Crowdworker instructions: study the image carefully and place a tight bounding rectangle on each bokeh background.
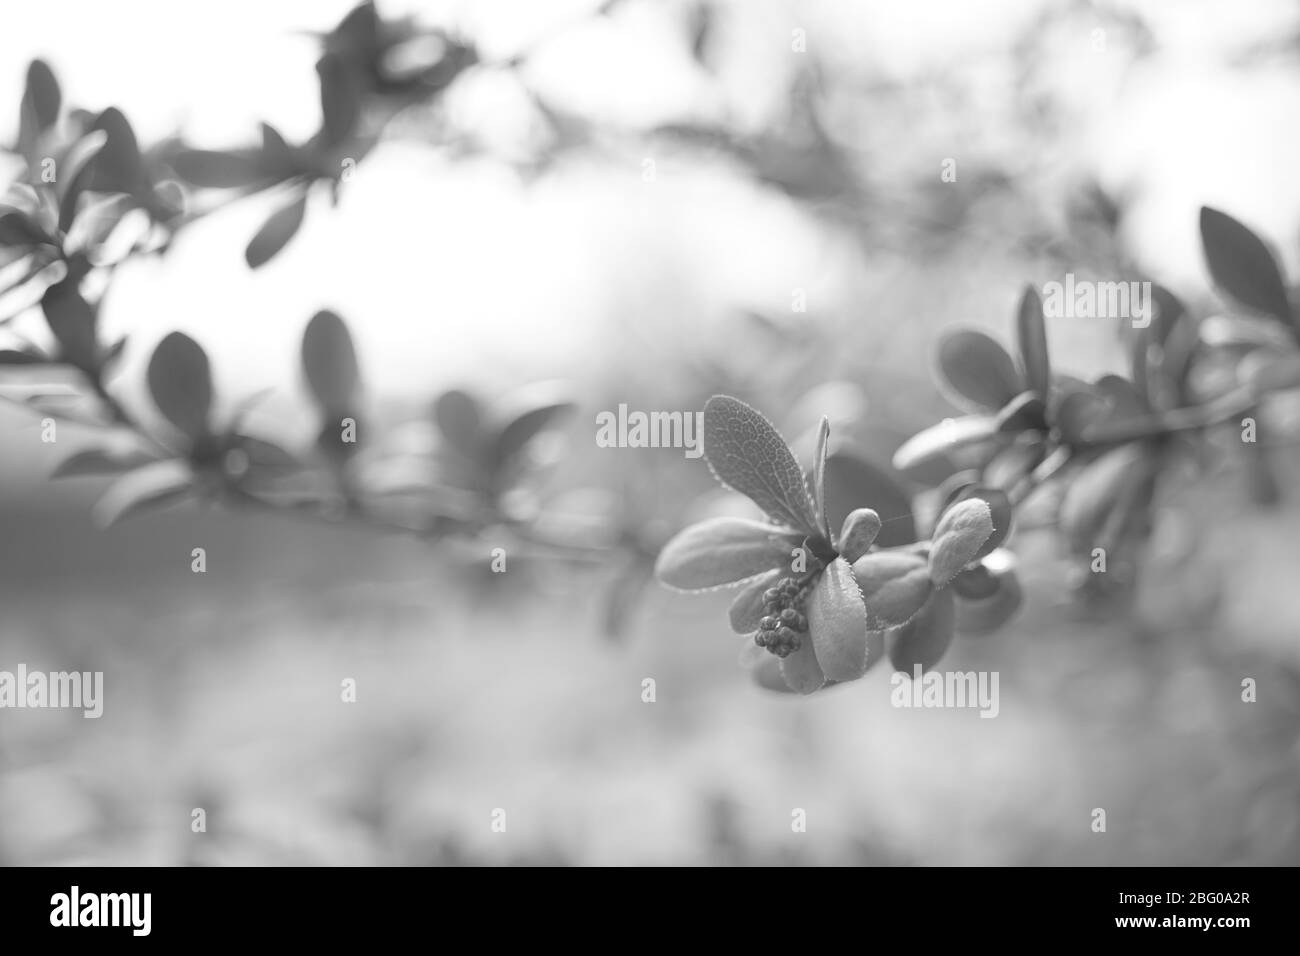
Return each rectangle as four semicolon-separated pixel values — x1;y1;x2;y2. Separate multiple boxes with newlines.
2;0;1300;865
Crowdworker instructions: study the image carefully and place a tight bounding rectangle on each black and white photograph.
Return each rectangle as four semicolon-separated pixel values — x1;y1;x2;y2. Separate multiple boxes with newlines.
0;0;1297;904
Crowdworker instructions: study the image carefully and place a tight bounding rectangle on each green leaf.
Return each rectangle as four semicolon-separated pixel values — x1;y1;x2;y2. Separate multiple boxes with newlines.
40;279;97;371
752;655;799;693
929;497;994;585
850;550;933;630
779;633;825;694
888;588;955;672
995;390;1047;433
260;123;301;178
701;395;820;536
434;389;484;454
936;328;1023;412
837;507;881;562
301;310;360;414
0;349;44;365
654;517;802;591
83;108;145;193
1240;350;1300;393
822;451;915;548
728;569;782;634
173;148;269;188
147;332;213;442
810;416;831;539
1015;284;1051;399
954;559;1022;635
951;563;999;600
1053;389;1108;445
807;556;874;681
55;130;108;229
245;192;307;268
0;209;52;247
52;446;157;479
1058;445;1151;551
490;385;575;469
941;483;1011;558
20;59;61;136
92;459;193;528
1200;207;1293;332
317;53;362;147
892;415;1000;475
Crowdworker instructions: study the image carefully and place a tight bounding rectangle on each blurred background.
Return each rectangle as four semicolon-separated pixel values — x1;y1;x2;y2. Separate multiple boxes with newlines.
2;0;1300;865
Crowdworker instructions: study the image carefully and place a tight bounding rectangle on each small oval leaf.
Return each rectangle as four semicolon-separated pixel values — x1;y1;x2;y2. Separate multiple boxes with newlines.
654;517;802;591
245;192;307;268
147;332;213;442
1200;207;1293;331
936;328;1023;412
301;309;360;414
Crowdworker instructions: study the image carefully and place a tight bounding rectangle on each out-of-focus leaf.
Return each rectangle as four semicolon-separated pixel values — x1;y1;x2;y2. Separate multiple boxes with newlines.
19;59;61;136
892;415;1000;475
245;192;307;268
1058;444;1151;550
729;569;781;634
1092;374;1146;420
59;110;142;232
888;588;954;672
260;122;300;177
822;451;915;547
936;328;1023;412
490;388;575;469
701;395;821;536
317;53;362;146
1200;207;1294;331
1053;389;1108;445
84;107;144;191
654;517;802;591
55;130;108;226
1240;350;1300;393
92;459;193;527
1198;315;1293;351
52;446;157;479
328;1;383;61
807;556;873;681
147;331;212;442
601;560;652;642
63;193;134;254
951;563;999;600
301;309;359;413
173;148;268;188
0;209;52;247
0;349;43;364
40;279;97;371
995;390;1047;433
434;389;483;455
954;559;1023;635
1015;284;1050;399
752;655;798;693
779;632;825;695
